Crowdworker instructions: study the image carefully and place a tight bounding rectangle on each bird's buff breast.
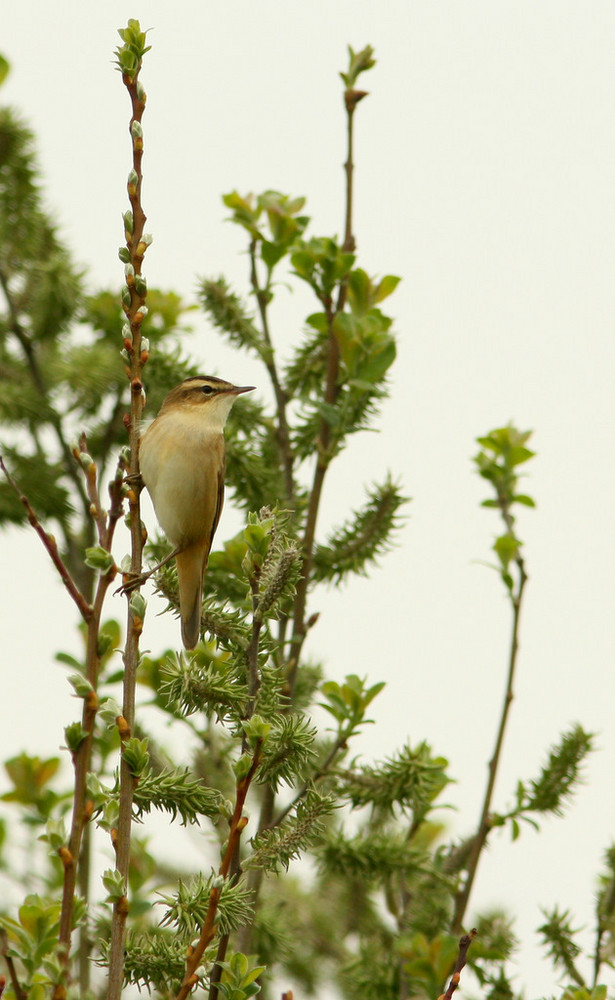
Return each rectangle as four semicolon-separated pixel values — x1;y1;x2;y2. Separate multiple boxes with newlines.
140;412;224;547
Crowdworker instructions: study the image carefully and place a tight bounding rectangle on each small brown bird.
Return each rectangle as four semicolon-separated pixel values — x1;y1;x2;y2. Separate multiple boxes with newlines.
140;375;254;650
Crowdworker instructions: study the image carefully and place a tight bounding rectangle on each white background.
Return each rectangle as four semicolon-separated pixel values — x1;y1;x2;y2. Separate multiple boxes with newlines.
1;3;615;996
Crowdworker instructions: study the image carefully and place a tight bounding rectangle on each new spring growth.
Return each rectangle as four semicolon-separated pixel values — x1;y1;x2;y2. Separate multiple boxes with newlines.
132;305;148;325
135;232;153;257
123;209;134;235
131;119;144;150
127;168;138;197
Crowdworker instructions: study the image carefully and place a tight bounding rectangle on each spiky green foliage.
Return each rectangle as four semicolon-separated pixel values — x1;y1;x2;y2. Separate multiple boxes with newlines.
160;650;250;720
246;790;336;873
319;830;429;882
111;929;187;994
337;741;450;818
198;277;266;359
159;874;254;938
131;765;225;826
256;714;317;791
538;907;586;986
523;725;593;816
312;477;408;583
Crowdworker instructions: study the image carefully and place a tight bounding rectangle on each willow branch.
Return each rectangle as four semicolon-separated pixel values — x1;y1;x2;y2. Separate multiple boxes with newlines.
287;90;359;693
53;449;124;998
438;929;477;1000
249;243;296;507
452;552;527;934
176;745;263;1000
0;929;25;1000
0;456;93;621
107;55;149;1000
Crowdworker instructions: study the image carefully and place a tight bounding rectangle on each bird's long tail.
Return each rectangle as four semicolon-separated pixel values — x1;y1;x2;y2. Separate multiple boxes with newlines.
175;543;208;650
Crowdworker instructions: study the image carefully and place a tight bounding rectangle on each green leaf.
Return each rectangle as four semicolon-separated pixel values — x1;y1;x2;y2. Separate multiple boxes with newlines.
0;55;10;88
374;273;401;303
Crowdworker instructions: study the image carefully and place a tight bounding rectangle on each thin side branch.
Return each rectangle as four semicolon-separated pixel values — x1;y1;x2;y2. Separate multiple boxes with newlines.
176;744;264;1000
249;242;296;507
452;555;528;934
438;929;477;1000
0;456;93;621
107;44;150;1000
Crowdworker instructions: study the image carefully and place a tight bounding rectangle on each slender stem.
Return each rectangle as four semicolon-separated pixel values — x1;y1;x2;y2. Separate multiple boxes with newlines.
106;63;149;1000
249;244;296;507
244;75;364;948
287;95;358;694
442;929;477;1000
0;456;93;621
176;745;263;1000
0;930;25;1000
54;453;124;997
451;555;528;934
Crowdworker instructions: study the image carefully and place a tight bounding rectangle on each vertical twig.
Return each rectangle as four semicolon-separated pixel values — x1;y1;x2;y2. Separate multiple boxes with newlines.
55;449;124;998
438;929;477;1000
107;26;151;999
249;243;296;508
176;744;264;1000
452;550;528;935
287;82;363;696
0;452;122;998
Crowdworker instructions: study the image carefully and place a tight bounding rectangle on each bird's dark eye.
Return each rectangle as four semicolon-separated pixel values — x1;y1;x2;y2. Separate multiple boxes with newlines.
201;385;215;395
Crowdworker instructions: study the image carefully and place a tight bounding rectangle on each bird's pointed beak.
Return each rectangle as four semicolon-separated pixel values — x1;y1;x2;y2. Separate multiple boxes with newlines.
231;385;256;395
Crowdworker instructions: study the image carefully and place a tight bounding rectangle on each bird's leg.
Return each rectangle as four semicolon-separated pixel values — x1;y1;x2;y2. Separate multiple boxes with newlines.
116;545;181;595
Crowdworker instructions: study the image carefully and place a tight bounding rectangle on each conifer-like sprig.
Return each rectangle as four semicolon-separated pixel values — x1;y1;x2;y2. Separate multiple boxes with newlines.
131;765;224;825
502;725;594;832
523;725;593;816
319;830;430;881
115;930;188;994
337;741;450;819
312;478;408;584
198;276;268;360
160;650;249;721
537;907;585;986
245;790;335;873
256;714;318;791
254;538;301;623
158;874;254;939
253;660;288;718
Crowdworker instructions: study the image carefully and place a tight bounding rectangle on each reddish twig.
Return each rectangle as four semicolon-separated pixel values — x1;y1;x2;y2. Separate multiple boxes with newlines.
0;930;25;1000
438;929;477;1000
0;456;93;622
175;744;263;1000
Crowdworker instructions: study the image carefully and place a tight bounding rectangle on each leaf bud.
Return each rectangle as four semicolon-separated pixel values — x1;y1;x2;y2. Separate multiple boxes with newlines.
129;591;147;621
68;673;94;699
123;210;134;235
64;722;88;754
102;868;126;903
118;246;131;263
130;120;143;139
84;546;116;574
232;754;253;781
127;167;138;190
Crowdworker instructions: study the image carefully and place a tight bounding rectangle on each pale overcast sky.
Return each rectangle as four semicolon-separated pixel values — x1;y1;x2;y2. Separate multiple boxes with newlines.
1;3;615;996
